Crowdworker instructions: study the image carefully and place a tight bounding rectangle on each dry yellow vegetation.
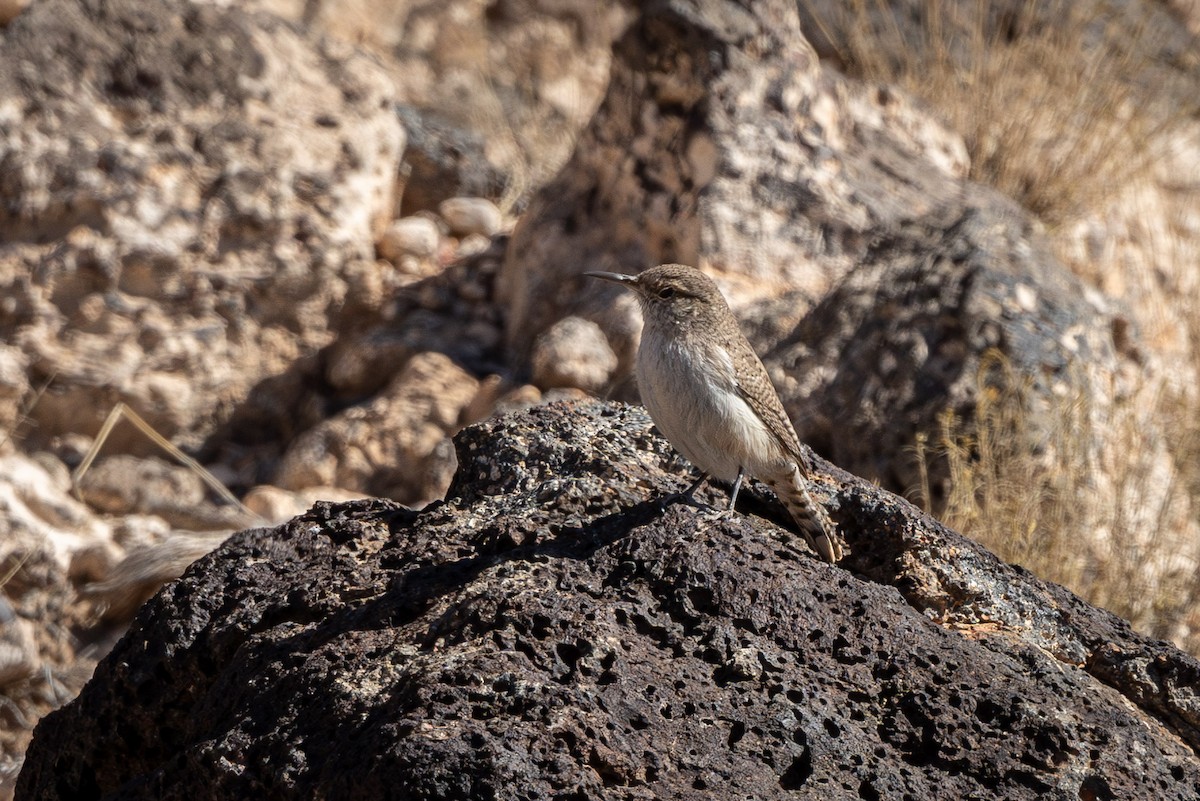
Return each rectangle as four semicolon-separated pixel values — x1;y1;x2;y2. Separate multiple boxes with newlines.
912;353;1200;646
804;0;1200;648
802;0;1193;227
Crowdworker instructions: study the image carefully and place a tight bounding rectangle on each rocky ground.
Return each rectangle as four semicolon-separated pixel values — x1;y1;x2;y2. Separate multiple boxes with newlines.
15;401;1200;799
1;0;1199;796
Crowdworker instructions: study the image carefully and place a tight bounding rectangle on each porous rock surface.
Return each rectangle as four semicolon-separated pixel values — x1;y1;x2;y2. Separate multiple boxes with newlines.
17;401;1200;799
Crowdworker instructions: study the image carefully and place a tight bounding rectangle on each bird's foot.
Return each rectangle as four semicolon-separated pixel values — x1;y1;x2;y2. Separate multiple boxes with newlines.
655;471;711;512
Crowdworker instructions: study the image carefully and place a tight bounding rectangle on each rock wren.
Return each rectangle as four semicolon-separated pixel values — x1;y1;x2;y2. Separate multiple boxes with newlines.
586;264;843;562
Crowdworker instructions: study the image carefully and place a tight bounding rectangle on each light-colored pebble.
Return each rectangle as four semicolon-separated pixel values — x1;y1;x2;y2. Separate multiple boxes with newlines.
243;485;368;525
378;216;441;262
0;596;38;687
439;197;503;237
530;316;618;393
0;0;30;27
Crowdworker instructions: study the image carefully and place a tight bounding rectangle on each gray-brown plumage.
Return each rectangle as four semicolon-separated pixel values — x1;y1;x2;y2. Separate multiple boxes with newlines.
586;263;843;562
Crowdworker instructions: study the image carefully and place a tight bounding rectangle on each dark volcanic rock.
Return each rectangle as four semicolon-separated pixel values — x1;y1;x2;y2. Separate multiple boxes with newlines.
16;401;1200;799
766;192;1127;495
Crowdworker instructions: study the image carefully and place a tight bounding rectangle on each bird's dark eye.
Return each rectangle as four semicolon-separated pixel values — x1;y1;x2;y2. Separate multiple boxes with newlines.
657;287;675;299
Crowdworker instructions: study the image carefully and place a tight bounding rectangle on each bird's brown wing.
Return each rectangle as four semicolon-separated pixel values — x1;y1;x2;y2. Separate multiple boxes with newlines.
726;335;814;475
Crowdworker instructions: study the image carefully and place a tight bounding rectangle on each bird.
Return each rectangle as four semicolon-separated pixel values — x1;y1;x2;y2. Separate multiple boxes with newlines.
585;264;843;562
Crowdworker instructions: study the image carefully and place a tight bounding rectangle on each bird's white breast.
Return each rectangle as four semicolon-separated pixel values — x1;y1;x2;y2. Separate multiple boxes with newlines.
636;329;782;482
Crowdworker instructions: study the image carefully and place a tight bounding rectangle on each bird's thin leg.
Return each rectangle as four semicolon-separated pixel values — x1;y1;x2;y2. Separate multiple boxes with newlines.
680;470;709;502
658;470;709;510
727;467;746;510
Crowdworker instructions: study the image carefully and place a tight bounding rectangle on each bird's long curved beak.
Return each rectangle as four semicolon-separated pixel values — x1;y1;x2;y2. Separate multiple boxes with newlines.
584;271;638;286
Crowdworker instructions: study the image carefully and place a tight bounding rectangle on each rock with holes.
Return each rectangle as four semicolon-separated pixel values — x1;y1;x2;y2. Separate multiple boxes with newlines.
17;400;1200;799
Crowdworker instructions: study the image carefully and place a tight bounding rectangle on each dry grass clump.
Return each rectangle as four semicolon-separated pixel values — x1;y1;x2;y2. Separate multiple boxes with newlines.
911;353;1200;648
801;0;1192;228
805;0;1200;649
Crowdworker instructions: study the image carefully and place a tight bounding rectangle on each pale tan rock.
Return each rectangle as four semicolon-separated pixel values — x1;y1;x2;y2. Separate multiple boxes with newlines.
324;330;414;397
530;316;618;393
489;383;598;419
0;346;28;434
76;455;257;532
496;384;543;411
461;374;504;427
0;1;404;455
501;1;969;361
242;485;369;525
378;216;441;262
439;197;504;237
275;352;479;505
0;451;250;625
78;455;205;514
252;1;627;210
0;453;110;574
340;259;392;316
0;0;29;26
0;598;38;687
1171;0;1200;34
455;233;492;259
1057;130;1200;404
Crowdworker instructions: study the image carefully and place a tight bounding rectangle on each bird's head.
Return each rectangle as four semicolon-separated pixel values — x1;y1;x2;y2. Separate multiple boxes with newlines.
584;264;726;329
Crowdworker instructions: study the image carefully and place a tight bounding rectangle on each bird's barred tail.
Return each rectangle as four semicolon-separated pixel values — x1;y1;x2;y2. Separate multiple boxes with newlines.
767;467;843;563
